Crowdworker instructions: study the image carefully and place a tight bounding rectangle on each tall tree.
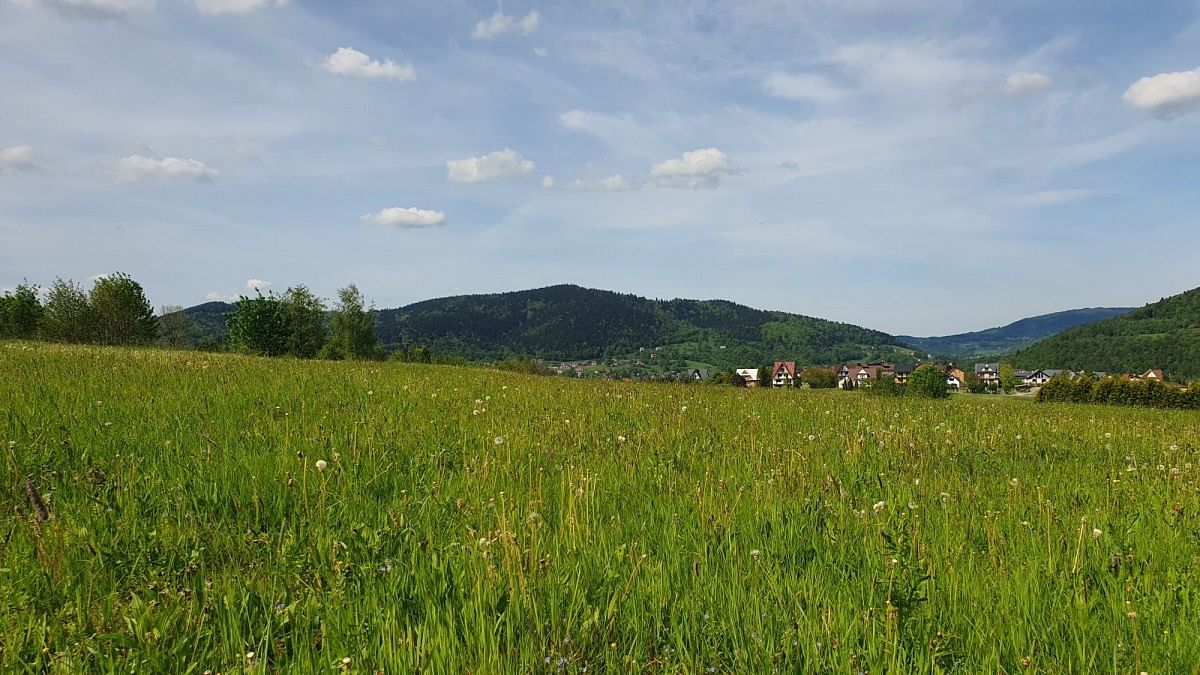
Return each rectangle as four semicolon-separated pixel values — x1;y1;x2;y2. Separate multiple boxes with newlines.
321;283;384;361
39;278;95;343
0;283;43;339
281;285;327;358
226;293;290;356
90;273;157;345
158;305;192;349
999;362;1017;393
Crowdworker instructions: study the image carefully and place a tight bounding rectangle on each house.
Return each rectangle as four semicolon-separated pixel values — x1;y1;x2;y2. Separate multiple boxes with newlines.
1137;369;1165;381
869;362;896;376
772;361;798;387
1013;369;1032;383
894;364;914;384
735;368;761;387
684;368;709;381
974;363;1000;387
1025;369;1063;386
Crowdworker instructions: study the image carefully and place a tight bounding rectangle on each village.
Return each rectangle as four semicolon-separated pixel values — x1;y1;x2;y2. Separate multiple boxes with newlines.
729;361;1171;391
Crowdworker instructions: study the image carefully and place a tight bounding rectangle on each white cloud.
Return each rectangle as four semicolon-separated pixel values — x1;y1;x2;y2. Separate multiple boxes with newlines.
650;148;733;189
533;46;548;58
205;291;235;301
245;279;271;292
447;148;535;183
361;207;447;228
11;0;154;18
1123;67;1200;118
472;10;539;40
1003;72;1052;96
763;72;847;103
0;145;39;173
111;155;218;183
195;0;285;15
569;174;641;192
321;47;415;82
541;175;555;189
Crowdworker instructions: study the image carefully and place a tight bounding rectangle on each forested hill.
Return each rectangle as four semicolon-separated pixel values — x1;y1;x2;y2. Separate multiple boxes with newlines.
899;307;1132;359
184;285;916;369
1009;286;1200;380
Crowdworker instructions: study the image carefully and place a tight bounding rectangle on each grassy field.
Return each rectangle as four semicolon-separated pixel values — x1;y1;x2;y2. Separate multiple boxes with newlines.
2;342;1199;673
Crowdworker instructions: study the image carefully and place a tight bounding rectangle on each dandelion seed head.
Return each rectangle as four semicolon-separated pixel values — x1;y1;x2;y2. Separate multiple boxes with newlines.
315;459;328;471
494;436;505;445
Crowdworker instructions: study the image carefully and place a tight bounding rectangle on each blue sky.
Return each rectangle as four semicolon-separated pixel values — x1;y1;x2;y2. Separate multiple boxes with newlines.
1;0;1198;335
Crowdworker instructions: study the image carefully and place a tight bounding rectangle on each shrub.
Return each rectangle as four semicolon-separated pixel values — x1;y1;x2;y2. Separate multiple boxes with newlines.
910;365;949;399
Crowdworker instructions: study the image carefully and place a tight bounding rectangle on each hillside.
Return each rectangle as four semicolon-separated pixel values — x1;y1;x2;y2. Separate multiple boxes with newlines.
1010;286;1200;380
899;307;1132;358
184;285;916;369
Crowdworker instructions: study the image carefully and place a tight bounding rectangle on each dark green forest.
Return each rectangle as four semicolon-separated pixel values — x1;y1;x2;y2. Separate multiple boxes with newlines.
1010;286;1200;380
184;284;916;370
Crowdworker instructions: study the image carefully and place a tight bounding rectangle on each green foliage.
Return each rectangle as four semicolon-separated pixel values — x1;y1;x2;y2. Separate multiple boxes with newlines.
799;366;837;389
0;283;43;339
909;365;949;399
1037;374;1200;410
3;342;1199;672
867;373;905;397
711;368;744;386
999;362;1017;392
226;293;291;357
494;357;553;375
281;285;328;359
390;344;433;363
89;273;157;346
1011;286;1200;380
374;285;914;369
39;278;95;343
321;283;384;361
964;371;987;394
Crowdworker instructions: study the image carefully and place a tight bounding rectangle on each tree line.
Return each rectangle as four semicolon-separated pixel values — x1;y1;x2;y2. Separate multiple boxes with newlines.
1;274;158;345
0;273;425;363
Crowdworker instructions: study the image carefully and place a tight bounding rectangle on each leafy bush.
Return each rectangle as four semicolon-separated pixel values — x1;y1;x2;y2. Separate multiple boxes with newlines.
910;365;949;399
800;367;837;389
1037;374;1199;410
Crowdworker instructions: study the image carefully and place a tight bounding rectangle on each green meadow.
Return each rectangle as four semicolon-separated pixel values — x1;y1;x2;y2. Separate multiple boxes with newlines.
2;342;1199;673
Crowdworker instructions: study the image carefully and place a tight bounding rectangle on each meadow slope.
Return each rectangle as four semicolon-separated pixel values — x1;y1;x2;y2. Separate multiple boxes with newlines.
2;342;1199;672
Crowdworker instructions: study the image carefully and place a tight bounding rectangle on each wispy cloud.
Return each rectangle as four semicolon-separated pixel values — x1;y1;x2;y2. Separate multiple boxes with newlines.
110;155;218;183
472;10;539;40
194;0;285;15
11;0;154;19
0;145;40;173
1003;72;1052;96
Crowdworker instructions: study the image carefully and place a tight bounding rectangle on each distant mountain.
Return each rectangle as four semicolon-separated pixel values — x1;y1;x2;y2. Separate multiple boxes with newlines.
183;284;917;370
899;307;1133;359
1010;287;1200;381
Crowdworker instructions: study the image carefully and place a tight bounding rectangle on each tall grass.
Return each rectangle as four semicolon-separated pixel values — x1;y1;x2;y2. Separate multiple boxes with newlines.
2;341;1198;672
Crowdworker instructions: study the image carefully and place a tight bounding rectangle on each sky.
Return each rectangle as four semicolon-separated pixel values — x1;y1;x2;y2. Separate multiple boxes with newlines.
1;0;1199;336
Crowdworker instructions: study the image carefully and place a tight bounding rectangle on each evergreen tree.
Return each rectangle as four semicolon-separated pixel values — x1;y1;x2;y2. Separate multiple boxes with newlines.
998;362;1017;393
321;284;384;361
